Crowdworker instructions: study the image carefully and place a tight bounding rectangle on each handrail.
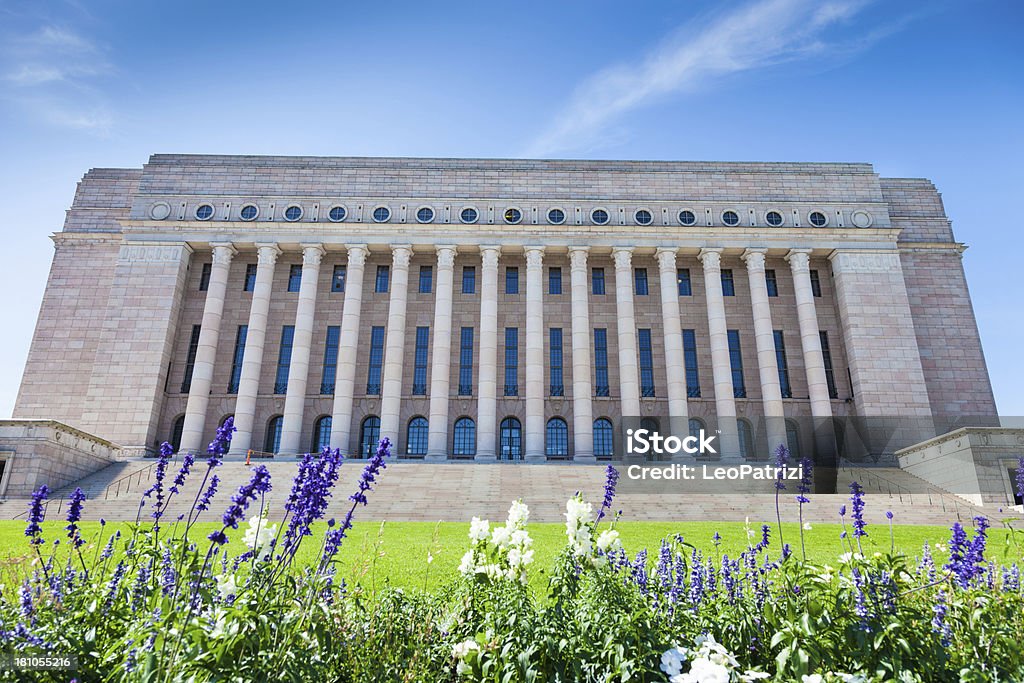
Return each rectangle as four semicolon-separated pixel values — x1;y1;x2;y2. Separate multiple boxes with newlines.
839;464;978;522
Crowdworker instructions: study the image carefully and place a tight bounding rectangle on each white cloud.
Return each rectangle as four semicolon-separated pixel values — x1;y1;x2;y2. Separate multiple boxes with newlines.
523;0;877;157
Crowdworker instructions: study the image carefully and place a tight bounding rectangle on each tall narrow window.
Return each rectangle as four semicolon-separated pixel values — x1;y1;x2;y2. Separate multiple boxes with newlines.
773;330;792;398
549;328;564;396
634;268;649;295
412;326;429;395
548;267;562;295
500;417;522;461
287;264;302;292
765;269;779;297
453;417;476;457
228;325;248;393
819;331;839;399
198;263;212;291
786;420;801;460
677;268;692;296
638;328;655;397
737;418;754;459
375;265;389;293
321;325;340;394
331;265;346;293
593;418;614;459
366;326;385;395
721;269;735;296
592;267;606;295
312;416;332;453
594;328;610;397
504;327;519;396
360;416;380;458
810;270;822;298
505;267;519;294
462;266;476;294
406;417;428;456
418;265;432;294
274;325;295;394
727;329;745;398
244;264;258;292
458;327;474;395
170;415;185;453
546;418;569;458
181;324;202;393
264;416;284;454
682;329;700;398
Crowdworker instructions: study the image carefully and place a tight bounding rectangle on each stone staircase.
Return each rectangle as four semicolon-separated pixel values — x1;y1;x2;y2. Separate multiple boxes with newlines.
0;457;996;527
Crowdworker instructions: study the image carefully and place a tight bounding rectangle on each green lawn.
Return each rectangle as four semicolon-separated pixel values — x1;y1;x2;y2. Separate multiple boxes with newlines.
2;519;1014;596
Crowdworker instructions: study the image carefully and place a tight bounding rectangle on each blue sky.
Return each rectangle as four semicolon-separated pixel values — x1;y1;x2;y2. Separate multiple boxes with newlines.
0;0;1022;417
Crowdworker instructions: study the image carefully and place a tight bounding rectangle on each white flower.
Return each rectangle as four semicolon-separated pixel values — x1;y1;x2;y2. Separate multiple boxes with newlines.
452;639;480;659
215;573;236;602
490;526;512;548
660;646;688;676
427;552;434;564
803;522;813;530
242;514;277;562
510;529;533;549
458;550;476;575
801;675;823;683
469;517;490;542
740;672;771;681
673;656;730;683
836;674;868;683
506;500;529;528
838;552;863;564
596;529;622;553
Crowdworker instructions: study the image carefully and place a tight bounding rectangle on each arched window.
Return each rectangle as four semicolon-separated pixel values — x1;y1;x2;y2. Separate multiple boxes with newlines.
785;419;801;460
640;417;660;434
170;415;185;453
688;418;705;441
500;417;522;461
737;418;755;459
546;417;569;458
264;415;284;454
453;417;476;457
312;415;332;453
406;417;428;456
593;418;614;459
360;416;381;459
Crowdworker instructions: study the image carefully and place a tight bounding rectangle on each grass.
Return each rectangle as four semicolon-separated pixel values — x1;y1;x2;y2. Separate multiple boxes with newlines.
2;519;1015;596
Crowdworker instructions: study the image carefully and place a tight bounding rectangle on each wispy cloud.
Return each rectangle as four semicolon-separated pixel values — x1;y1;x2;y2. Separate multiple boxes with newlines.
523;0;884;157
1;22;115;134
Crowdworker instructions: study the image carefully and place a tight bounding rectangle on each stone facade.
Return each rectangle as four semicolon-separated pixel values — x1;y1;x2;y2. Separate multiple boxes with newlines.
0;420;119;498
13;155;997;463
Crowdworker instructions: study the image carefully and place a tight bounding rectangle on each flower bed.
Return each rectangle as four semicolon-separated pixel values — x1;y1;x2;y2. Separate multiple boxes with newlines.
1;421;1023;681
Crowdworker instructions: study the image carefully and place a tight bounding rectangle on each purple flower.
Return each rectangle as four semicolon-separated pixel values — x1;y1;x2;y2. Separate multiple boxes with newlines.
597;465;619;522
849;481;867;541
25;485;49;546
886;510;894;520
145;446;173;521
65;487;86;548
282;448;343;557
946;522;971;588
207;465;272;545
795;456;814;504
320;439;391;569
932;590;952;647
773;444;789;491
196;474;220;513
169;453;195;495
1016;457;1024;503
208;417;236;456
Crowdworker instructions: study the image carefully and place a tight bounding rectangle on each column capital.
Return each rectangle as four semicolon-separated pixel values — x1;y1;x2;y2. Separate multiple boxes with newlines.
345;244;369;267
611;246;633;270
568;246;589;270
436;244;458;268
524;245;545;269
655;247;679;271
254;243;282;265
698;247;723;269
480;245;502;269
741;248;768;270
210;242;237;264
390;244;413;268
785;248;812;270
301;243;326;266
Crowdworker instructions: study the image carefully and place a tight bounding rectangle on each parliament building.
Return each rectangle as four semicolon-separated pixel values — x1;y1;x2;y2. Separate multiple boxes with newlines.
11;155;998;464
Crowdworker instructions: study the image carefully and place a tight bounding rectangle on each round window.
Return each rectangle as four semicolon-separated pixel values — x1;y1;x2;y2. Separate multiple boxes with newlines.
634;209;653;225
372;206;391;223
851;210;873;228
150;202;171;220
504;207;522;224
765;211;783;226
722;210;740;226
195;204;214;220
460;207;478;224
328;205;347;222
284;205;303;222
809;211;828;227
591;208;610;225
240;204;258;221
416;206;435;223
678;209;696;226
547;208;566;225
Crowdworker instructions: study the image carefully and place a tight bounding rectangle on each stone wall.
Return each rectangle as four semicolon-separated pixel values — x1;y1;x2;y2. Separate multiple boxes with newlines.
0;420;118;498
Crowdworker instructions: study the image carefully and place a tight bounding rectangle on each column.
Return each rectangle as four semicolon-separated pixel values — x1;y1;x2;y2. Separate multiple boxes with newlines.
180;242;236;453
698;248;740;459
379;245;413;444
656;247;689;440
230;243;281;456
476;246;501;460
785;249;832;418
569;247;595;462
742;248;786;453
524;246;546;462
279;244;326;455
426;246;458;460
612;247;641;418
329;244;369;453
